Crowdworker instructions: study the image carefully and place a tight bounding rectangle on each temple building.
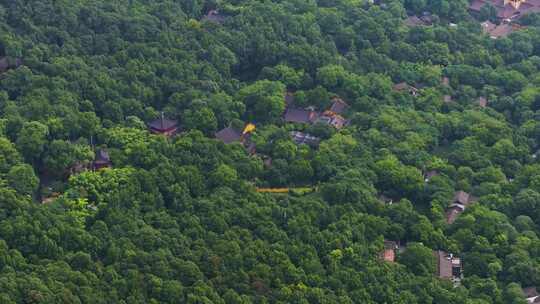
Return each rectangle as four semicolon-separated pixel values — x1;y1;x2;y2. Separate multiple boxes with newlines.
148;113;179;137
93;149;111;170
0;57;22;74
380;241;400;263
290;131;321;147
215;123;257;154
435;251;462;282
446;191;477;224
393;82;419;96
470;0;540;22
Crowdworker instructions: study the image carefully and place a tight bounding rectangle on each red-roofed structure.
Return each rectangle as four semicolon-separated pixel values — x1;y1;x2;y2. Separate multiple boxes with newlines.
435;251;462;281
148;113;179;137
470;0;540;22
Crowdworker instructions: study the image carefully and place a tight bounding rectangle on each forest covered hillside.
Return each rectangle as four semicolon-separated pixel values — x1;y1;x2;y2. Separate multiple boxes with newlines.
1;0;540;303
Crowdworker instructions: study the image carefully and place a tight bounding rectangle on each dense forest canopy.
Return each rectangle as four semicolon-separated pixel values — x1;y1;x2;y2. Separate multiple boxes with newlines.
1;0;540;303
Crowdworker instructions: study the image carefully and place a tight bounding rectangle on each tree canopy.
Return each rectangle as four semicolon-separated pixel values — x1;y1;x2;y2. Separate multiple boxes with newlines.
0;0;539;303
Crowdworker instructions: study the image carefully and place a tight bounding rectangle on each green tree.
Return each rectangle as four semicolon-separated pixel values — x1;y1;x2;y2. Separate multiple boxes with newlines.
183;107;218;135
7;164;39;196
237;80;286;122
399;242;436;276
0;137;22;174
43;140;94;178
209;164;238;188
16;121;49;163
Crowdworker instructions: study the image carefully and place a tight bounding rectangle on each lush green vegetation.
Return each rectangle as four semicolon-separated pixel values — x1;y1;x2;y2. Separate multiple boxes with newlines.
1;0;540;303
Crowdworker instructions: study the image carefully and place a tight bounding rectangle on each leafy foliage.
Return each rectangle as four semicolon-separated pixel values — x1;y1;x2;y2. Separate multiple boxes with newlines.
0;0;539;303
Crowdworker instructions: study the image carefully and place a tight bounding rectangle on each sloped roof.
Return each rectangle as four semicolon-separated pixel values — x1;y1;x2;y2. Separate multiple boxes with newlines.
316;111;347;129
470;0;487;11
393;82;419;95
148;116;178;131
489;24;515;38
290;131;321;146
405;16;427;27
393;82;410;91
215;127;242;144
0;57;9;72
481;21;497;34
453;191;470;205
284;108;317;123
523;287;539;298
95;149;110;162
446;207;463;224
0;57;22;73
285;92;295;106
435;251;454;279
329;98;348;114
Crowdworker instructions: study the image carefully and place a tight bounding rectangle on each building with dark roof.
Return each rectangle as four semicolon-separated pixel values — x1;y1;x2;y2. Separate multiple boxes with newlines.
435;251;462;281
329;98;349;114
285;92;295;106
216;124;257;154
393;82;420;96
316;111;347;129
446;191;477;224
523;287;540;303
290;131;321;147
283;95;349;129
93;149;111;170
454;191;472;205
0;57;22;74
0;57;9;73
284;108;319;124
492;23;518;38
148;113;179;137
481;19;522;38
446;205;466;225
404;15;432;27
215;127;242;144
67;161;88;179
481;20;497;34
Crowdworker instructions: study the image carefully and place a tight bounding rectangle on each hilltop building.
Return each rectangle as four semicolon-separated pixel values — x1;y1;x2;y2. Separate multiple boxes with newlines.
0;57;22;74
446;191;477;224
435;251;462;282
290;131;321;147
93;149;111;170
393;82;419;96
148;113;179;137
329;97;349;114
380;241;400;262
215;123;256;154
470;0;540;22
523;287;540;303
